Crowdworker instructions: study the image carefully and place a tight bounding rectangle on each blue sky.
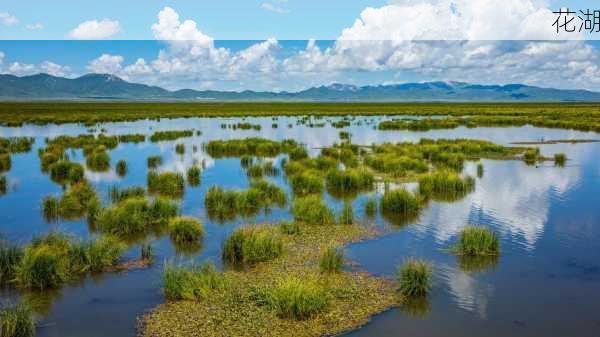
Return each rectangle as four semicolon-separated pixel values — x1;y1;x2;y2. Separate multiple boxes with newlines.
1;1;600;91
0;0;595;40
0;0;388;40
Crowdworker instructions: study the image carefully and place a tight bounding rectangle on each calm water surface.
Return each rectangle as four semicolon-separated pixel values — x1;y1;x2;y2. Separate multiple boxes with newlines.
0;116;599;337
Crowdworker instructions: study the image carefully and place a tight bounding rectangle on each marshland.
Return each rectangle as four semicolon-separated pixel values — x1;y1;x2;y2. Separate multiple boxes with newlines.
0;103;599;337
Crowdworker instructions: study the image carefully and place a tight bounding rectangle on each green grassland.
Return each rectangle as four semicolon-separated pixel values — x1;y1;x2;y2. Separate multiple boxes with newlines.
0;102;599;127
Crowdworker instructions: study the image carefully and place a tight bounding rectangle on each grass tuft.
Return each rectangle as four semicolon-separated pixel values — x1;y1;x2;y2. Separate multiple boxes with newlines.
319;246;344;273
454;226;499;256
168;216;204;245
397;259;431;297
292;196;335;225
222;227;283;266
0;302;35;337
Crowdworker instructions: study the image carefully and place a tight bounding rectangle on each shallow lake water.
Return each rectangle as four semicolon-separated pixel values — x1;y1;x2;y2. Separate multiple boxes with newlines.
1;116;599;337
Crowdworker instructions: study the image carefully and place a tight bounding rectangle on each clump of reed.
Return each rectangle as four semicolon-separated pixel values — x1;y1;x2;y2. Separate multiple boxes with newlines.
95;197;179;238
222;227;283;266
279;220;301;235
0;302;35;337
109;185;145;203
523;148;540;165
85;146;110;172
245;161;279;178
364;197;377;217
326;168;374;195
319;246;344;273
554;153;566;166
397;259;432;297
292;195;335;225
0;154;11;173
204;181;286;221
42;181;100;221
0;175;6;195
116;160;127;177
168;217;204;245
476;163;484;178
260;276;328;320
147;171;185;198
186;166;201;186
453;226;499;256
147;156;163;169
13;232;125;290
338;203;354;225
162;262;227;301
175;143;186;155
141;243;154;262
289;171;324;196
0;242;23;284
48;160;85;185
418;171;475;201
380;188;423;218
150;130;194;142
205;138;301;158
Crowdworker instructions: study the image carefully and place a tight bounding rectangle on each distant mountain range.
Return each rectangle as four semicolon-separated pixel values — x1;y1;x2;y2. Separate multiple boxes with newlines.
1;73;600;102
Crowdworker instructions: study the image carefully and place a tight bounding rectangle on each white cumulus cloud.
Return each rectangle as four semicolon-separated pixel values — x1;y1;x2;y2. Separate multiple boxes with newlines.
69;19;122;39
87;54;124;73
261;2;289;14
0;12;18;26
26;23;44;30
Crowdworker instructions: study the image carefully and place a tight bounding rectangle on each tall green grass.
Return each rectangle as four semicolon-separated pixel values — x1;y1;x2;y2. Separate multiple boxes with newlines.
261;276;328;320
454;226;499;256
175;143;185;155
397;259;431;297
338;203;354;225
292;196;335;225
85;146;110;172
204;181;286;221
0;175;6;195
109;185;145;203
48;160;84;185
96;197;179;237
0;302;35;337
0;242;23;284
554;153;566;166
380;188;423;218
476;163;484;178
289;171;324;196
150;130;194;142
14;232;126;289
186;166;201;186
418;171;475;201
116;160;127;177
162;262;227;301
326;168;374;195
222;227;283;266
147;156;162;169
319;247;344;273
364;197;378;217
147;171;185;198
168;217;204;245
